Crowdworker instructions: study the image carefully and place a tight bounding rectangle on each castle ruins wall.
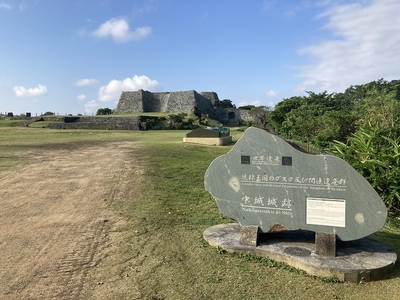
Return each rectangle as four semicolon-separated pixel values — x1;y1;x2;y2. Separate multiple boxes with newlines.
114;89;252;127
49;116;143;130
115;90;216;114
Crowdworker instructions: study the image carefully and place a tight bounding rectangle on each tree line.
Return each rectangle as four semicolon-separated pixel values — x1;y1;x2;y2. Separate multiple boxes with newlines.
263;79;400;214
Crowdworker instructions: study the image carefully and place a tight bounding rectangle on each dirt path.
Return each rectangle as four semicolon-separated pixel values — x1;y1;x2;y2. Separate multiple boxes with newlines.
0;142;142;299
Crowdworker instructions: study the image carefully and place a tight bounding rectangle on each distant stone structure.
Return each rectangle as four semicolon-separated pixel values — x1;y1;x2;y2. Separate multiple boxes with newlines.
115;89;252;126
49;116;145;130
115;90;216;114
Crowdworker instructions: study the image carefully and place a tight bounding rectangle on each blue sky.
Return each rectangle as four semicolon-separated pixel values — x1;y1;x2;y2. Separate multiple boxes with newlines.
1;0;400;115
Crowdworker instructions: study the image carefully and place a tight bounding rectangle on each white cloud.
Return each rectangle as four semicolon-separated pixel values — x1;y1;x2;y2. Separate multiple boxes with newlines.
237;98;277;109
13;84;47;97
77;94;86;101
237;100;262;107
98;75;161;102
265;90;278;97
297;0;400;93
93;18;152;43
0;2;12;10
84;99;99;114
75;78;99;87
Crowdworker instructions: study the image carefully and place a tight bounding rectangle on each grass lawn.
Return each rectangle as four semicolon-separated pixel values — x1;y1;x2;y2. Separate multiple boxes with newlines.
1;126;400;299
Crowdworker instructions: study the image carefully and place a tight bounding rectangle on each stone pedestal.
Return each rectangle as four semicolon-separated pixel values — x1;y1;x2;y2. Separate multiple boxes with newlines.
204;223;397;283
239;226;259;246
315;232;336;257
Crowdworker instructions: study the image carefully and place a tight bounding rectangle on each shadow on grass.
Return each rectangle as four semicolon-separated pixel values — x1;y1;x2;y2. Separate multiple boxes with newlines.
369;228;400;280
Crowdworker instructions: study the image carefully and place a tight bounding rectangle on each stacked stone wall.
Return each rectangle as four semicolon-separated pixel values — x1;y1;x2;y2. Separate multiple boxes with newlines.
236;109;252;123
194;92;215;114
115;89;215;114
199;92;219;106
115;91;144;113
114;89;253;126
49;116;142;130
142;91;198;112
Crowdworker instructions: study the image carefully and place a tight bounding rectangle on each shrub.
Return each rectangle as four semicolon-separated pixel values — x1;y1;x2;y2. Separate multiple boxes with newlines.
329;127;400;213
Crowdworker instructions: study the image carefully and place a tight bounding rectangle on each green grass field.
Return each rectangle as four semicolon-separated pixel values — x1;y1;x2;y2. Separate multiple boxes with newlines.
1;126;400;299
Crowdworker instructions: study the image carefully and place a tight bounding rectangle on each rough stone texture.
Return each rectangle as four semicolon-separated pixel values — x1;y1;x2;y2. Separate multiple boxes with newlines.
234;109;252;124
204;223;397;283
315;232;336;257
49;116;142;130
114;89;250;126
204;127;387;241
239;226;259;246
115;90;215;114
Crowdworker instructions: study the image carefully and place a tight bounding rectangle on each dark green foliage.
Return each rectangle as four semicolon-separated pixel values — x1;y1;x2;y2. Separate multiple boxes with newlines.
167;113;196;129
42;111;55;116
329;127;400;213
268;79;400;212
145;116;167;129
271;91;353;145
96;108;113;115
214;99;235;108
238;105;255;110
268;96;304;134
248;106;271;129
269;79;400;149
145;113;198;130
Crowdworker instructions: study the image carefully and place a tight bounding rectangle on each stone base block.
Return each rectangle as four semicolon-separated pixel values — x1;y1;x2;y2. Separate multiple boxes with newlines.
183;136;232;146
203;223;397;283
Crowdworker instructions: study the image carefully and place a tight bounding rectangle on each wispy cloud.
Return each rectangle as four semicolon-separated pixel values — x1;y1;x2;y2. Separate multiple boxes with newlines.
13;84;47;97
133;0;158;15
84;99;99;113
98;75;161;102
262;0;276;11
76;94;86;101
93;18;152;43
266;90;278;97
297;0;400;93
237;99;262;107
0;2;12;10
75;78;99;87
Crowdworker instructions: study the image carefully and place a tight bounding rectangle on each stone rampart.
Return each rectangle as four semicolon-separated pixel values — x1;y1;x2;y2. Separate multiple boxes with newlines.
115;89;256;126
49;116;143;130
115;90;216;114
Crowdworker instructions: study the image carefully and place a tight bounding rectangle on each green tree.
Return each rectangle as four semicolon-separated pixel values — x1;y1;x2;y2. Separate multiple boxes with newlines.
270;91;359;147
275;92;335;140
269;96;304;134
269;79;400;149
96;108;113;115
249;106;271;129
238;105;255;110
354;89;400;137
214;99;235;108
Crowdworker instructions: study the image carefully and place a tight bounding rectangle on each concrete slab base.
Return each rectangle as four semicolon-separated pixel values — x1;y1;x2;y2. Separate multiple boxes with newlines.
203;223;397;283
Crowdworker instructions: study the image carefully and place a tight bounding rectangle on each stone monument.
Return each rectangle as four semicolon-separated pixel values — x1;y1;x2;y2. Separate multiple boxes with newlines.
203;127;396;282
183;127;232;146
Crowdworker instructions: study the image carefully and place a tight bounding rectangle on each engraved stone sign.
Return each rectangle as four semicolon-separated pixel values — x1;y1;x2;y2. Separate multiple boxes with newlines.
204;127;387;242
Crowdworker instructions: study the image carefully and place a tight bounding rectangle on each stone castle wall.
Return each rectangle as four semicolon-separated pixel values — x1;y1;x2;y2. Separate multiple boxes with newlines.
115;89;252;126
49;116;143;130
115;90;217;114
